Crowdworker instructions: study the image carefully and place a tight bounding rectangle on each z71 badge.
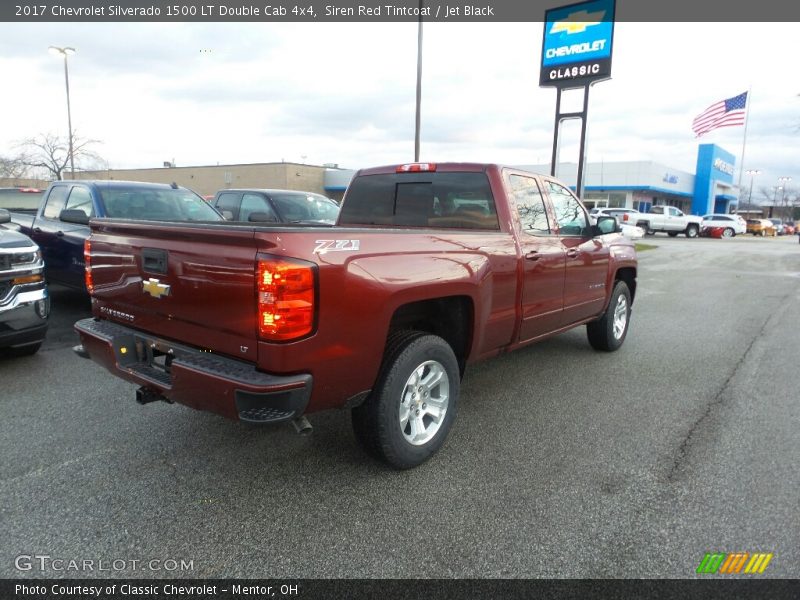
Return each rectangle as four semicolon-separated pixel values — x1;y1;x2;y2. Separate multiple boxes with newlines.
313;240;360;254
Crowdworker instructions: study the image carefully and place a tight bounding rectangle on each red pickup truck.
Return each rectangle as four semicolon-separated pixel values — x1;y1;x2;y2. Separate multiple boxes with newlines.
75;163;637;468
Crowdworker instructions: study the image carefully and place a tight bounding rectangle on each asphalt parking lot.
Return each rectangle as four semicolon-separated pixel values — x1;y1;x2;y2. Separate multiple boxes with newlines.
2;234;799;579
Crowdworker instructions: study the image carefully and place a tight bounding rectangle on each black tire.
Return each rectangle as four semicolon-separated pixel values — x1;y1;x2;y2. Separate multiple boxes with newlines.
667;231;679;237
722;227;734;238
587;281;631;352
352;331;459;469
685;225;699;238
637;222;653;236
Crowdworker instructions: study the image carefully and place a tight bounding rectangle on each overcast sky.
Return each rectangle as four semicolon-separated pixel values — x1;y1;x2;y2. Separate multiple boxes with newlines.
0;22;798;199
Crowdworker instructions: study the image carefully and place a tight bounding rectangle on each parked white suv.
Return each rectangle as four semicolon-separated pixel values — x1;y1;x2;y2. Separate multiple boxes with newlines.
701;214;747;237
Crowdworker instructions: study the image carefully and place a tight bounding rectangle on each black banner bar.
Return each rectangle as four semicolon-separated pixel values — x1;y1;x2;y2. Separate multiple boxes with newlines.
3;579;800;600
2;0;800;22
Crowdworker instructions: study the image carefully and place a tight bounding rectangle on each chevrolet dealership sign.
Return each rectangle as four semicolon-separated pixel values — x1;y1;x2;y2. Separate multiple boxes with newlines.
540;0;615;87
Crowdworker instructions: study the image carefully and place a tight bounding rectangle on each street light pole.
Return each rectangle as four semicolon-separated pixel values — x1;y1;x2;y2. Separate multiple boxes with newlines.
413;2;423;162
745;169;761;206
49;46;76;179
778;176;791;220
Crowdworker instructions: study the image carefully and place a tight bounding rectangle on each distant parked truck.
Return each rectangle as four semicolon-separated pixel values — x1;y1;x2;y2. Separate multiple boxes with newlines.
638;206;703;238
11;180;222;291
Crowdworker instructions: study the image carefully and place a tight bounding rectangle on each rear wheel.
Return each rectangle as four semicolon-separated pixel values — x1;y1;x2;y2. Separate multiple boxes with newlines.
722;227;734;238
352;331;459;469
587;281;631;352
685;225;699;238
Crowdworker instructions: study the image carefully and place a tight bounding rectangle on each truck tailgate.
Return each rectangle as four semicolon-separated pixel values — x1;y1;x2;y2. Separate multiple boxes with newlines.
87;221;261;362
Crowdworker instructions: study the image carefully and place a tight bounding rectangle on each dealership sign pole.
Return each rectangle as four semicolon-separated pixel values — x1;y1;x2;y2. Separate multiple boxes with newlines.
540;0;615;199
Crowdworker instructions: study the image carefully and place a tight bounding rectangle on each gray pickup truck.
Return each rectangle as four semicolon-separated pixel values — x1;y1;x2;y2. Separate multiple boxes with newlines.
0;208;50;355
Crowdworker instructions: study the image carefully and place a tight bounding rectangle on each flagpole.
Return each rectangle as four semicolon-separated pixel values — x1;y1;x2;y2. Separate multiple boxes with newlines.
737;86;752;192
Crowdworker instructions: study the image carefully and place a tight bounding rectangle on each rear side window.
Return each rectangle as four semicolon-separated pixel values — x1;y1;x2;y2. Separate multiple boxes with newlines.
339;172;499;230
42;185;70;219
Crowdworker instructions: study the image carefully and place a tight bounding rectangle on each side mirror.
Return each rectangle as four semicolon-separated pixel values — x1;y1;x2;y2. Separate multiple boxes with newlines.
594;215;618;236
248;212;278;223
0;208;10;224
60;209;91;225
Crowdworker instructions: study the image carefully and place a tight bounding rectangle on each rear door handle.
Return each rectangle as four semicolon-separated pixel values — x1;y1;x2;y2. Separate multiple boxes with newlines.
566;249;579;258
525;251;540;261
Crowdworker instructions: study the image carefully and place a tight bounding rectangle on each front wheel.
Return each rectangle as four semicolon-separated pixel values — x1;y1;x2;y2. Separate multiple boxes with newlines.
685;225;699;238
587;281;631;352
352;331;459;469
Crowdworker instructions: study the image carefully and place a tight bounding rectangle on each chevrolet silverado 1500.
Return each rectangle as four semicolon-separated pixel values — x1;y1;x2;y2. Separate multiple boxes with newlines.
74;163;637;468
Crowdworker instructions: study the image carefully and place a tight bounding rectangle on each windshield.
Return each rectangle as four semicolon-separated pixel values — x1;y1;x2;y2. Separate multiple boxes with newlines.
98;187;223;221
270;193;340;224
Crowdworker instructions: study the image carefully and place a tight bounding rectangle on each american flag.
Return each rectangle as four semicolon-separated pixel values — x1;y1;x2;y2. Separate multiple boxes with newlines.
691;92;748;137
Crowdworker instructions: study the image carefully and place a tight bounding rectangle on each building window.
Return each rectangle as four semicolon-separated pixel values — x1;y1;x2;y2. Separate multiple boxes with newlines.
608;193;627;208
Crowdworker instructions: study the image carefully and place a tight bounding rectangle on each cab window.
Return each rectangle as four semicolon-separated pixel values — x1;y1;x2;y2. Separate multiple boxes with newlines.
241;193;277;223
42;185;70;219
509;174;550;235
547;181;588;236
64;186;94;218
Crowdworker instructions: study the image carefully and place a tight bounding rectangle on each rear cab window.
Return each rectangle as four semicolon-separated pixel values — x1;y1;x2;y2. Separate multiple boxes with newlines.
339;171;500;230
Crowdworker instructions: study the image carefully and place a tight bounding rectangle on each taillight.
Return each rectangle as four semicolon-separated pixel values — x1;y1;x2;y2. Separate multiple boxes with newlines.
623;213;629;221
256;256;316;342
84;239;94;294
397;163;437;173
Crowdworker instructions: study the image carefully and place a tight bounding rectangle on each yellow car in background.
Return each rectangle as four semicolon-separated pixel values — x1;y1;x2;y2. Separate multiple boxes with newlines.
746;219;777;236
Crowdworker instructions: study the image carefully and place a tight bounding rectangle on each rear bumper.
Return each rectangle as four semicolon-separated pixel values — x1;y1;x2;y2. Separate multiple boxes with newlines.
0;287;49;349
74;317;312;423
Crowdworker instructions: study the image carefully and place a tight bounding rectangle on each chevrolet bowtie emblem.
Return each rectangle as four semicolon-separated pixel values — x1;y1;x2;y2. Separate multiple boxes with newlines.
550;10;606;35
142;278;171;299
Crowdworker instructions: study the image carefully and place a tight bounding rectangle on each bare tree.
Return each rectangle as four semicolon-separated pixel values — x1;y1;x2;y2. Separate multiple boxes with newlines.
16;132;104;181
0;154;30;179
